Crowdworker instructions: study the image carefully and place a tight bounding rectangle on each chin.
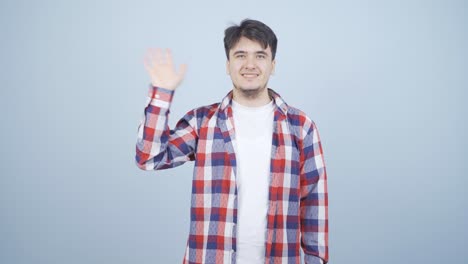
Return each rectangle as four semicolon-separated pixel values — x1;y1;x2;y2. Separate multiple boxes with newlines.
234;85;267;97
236;85;265;91
240;87;260;91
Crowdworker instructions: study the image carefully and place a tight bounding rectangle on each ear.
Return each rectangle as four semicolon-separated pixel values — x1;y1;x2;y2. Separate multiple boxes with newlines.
271;59;276;75
226;60;230;75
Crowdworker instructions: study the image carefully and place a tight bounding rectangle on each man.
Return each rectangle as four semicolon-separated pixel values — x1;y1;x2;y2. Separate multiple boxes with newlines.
136;19;328;264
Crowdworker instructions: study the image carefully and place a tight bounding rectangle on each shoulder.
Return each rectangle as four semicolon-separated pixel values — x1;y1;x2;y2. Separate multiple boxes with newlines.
181;102;221;130
190;102;220;119
270;88;316;133
286;105;316;135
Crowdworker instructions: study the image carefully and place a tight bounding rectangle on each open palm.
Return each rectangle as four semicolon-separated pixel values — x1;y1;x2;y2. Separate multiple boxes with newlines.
144;48;187;90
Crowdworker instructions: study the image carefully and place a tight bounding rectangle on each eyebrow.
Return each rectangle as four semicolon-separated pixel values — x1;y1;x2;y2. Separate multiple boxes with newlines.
232;50;269;56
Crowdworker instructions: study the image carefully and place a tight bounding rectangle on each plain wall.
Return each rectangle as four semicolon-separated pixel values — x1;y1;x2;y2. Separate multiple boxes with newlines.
1;0;467;263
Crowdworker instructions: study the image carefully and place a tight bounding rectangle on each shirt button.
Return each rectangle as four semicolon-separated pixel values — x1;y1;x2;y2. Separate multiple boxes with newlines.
155;94;160;99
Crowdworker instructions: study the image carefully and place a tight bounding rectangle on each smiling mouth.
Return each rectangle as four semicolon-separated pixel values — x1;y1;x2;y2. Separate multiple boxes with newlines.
242;73;259;78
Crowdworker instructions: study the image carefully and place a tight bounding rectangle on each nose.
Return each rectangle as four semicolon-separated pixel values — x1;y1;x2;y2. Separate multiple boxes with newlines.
244;55;256;69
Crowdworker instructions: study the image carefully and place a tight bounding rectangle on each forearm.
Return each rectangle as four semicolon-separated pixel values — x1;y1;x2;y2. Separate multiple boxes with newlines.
301;185;328;264
135;85;175;170
300;178;328;264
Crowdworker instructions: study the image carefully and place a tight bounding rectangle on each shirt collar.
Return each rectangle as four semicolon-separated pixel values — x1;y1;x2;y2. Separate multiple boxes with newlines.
220;88;289;115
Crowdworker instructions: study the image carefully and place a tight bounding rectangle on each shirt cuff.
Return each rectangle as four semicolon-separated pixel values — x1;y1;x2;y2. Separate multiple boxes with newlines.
147;85;175;109
304;254;324;264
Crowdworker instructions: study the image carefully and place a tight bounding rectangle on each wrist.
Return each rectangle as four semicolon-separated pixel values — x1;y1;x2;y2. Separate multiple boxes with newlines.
147;85;175;108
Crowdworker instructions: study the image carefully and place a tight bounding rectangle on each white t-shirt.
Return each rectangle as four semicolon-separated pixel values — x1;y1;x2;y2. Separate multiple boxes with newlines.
232;99;275;264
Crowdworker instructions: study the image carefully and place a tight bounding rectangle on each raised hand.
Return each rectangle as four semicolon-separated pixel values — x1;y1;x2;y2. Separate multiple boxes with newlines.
144;48;187;91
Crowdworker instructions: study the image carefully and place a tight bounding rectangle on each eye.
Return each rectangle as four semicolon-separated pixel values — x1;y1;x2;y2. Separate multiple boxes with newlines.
256;54;266;59
236;54;246;58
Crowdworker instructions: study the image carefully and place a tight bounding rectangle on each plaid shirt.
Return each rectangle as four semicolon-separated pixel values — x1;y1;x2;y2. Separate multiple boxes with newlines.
136;86;329;264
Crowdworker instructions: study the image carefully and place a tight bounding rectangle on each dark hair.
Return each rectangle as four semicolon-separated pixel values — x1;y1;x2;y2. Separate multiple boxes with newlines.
224;19;278;60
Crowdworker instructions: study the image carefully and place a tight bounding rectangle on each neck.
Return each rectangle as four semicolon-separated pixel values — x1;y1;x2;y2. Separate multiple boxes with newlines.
232;87;271;107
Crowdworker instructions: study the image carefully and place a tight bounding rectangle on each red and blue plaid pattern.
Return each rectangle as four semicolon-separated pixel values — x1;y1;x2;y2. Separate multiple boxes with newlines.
136;86;328;264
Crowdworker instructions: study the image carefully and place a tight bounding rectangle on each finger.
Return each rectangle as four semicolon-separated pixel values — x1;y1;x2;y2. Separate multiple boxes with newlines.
144;48;155;64
154;48;163;64
165;48;173;66
177;63;188;79
146;48;156;64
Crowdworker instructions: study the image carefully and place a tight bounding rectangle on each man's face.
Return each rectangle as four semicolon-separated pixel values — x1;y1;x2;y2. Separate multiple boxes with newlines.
226;37;276;94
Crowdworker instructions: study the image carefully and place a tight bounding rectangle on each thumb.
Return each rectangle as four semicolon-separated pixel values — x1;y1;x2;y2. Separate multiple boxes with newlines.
177;64;188;79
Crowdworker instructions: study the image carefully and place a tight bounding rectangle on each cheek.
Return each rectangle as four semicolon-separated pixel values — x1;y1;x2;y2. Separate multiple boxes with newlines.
230;65;242;76
231;62;241;69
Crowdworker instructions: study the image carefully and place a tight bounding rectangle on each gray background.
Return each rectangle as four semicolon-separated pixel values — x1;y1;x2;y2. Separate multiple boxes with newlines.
1;0;467;263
